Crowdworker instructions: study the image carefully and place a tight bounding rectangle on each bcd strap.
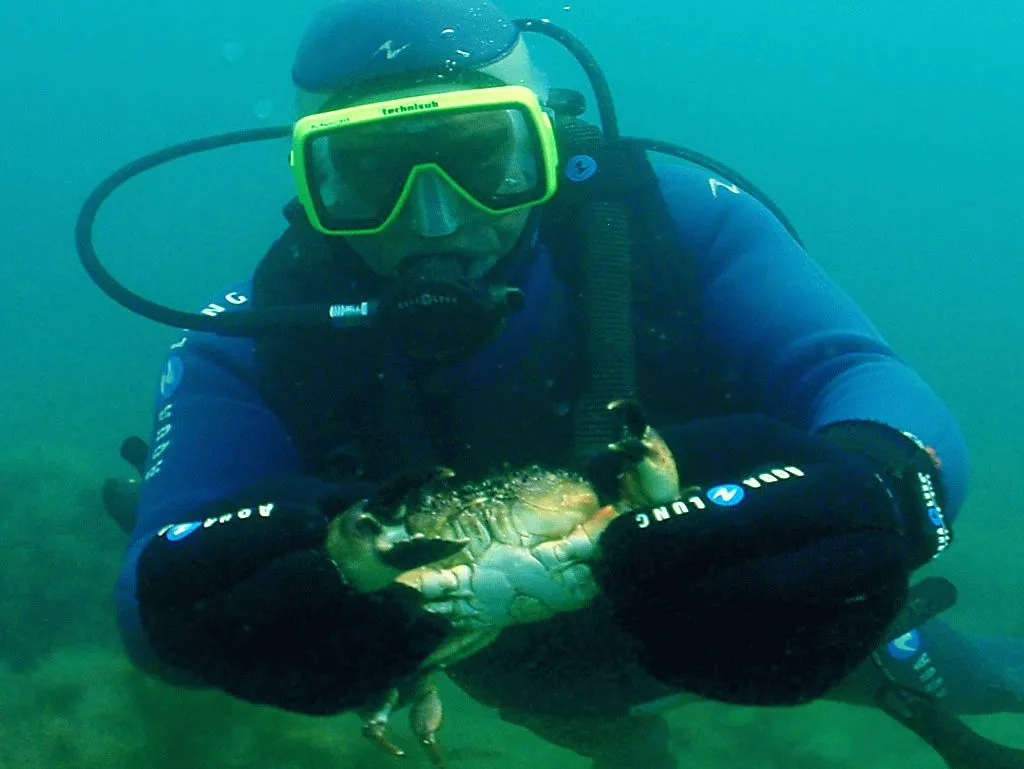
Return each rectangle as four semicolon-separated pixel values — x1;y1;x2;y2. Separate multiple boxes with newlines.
541;117;707;443
543;117;637;464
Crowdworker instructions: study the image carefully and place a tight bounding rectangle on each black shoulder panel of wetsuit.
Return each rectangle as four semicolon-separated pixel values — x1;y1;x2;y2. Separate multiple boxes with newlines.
251;208;448;481
250;206;384;474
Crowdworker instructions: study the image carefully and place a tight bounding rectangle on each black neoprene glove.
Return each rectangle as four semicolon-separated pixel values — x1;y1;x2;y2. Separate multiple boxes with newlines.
135;475;450;715
590;415;951;706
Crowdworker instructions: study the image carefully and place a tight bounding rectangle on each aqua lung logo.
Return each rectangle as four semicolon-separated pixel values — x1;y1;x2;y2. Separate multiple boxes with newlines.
897;430;951;559
741;466;805;487
708;178;741;198
917;469;952;556
159;356;184;399
147;338;187;482
375;40;411;61
635;494;707;528
635;466;805;529
707;484;744;506
200;290;248;317
884;629;949;698
887;630;921;661
163;522;201;542
565;154;597;182
157;503;275;541
145;401;174;481
146;404;173;479
382;100;439;116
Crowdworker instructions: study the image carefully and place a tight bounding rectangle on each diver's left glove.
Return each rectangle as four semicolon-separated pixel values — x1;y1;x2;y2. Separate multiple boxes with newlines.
589;415;950;706
134;475;451;715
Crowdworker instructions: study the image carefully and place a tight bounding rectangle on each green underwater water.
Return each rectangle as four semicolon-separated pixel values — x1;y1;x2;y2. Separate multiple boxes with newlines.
1;0;1023;766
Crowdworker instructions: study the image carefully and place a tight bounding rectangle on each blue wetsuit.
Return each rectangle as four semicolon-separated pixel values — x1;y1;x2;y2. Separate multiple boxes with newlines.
115;162;1018;763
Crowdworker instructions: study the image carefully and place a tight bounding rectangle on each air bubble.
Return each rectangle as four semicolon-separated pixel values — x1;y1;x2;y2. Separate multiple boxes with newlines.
220;41;244;62
252;99;274;120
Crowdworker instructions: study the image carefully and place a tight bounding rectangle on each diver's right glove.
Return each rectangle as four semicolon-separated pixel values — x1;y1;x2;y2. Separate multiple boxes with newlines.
134;475;451;715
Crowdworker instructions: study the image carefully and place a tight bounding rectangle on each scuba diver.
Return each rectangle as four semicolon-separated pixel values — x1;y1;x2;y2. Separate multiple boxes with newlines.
83;1;1024;767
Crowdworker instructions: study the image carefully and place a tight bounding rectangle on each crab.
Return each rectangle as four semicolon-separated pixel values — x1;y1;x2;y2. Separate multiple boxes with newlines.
324;400;683;766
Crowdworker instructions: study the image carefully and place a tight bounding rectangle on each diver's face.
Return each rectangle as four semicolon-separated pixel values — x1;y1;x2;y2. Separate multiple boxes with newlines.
343;174;531;279
333;103;535;279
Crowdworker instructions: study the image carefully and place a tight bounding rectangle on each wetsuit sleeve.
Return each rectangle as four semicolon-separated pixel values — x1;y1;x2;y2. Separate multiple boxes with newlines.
655;164;969;518
114;285;303;676
111;283;448;717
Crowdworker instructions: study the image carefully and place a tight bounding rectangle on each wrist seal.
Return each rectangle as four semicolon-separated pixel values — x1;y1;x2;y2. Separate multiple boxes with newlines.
818;420;952;569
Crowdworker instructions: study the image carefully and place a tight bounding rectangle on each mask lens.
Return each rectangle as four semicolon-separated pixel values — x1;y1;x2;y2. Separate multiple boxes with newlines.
448;109;541;203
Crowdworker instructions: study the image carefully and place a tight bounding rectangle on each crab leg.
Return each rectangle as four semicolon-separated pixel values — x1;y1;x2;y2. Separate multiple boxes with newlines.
360;688;406;758
409;675;446;767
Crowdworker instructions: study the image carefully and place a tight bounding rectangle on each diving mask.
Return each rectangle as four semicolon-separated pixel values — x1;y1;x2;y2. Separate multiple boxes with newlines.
291;85;558;236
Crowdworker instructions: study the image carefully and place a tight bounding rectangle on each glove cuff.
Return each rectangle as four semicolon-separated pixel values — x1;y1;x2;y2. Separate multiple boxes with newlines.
818;420;952;569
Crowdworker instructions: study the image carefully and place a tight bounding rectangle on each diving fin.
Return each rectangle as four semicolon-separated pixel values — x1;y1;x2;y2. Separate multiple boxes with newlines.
101;477;140;535
884;577;958;643
119;435;149;476
877;684;1024;769
876;577;1024;769
102;435;150;534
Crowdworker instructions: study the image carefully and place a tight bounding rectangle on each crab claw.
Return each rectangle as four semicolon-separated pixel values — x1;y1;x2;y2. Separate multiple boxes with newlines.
360;688;406;758
327;467;463;592
605;399;654;466
606;399;681;509
607;398;648;441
